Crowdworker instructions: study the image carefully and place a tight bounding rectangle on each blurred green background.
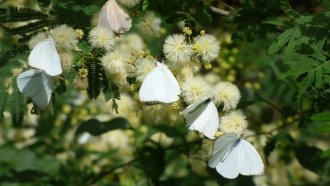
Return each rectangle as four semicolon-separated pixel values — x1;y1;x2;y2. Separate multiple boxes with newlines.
0;0;330;185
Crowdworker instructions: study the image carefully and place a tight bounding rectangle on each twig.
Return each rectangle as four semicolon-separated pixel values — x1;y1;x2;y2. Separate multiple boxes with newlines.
245;117;298;139
88;159;138;185
217;0;235;10
256;93;283;115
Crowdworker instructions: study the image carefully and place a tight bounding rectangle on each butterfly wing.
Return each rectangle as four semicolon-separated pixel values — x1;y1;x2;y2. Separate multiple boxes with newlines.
238;139;265;176
200;101;219;139
158;64;180;103
215;140;241;179
28;38;62;76
113;1;132;33
139;65;167;103
181;99;219;139
17;69;53;110
208;133;237;168
98;0;131;33
180;97;210;116
139;63;180;103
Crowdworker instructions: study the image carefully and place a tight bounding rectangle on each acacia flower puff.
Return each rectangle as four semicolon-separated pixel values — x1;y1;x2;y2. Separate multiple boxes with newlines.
163;34;193;63
213;81;241;111
28;32;46;49
98;0;132;34
133;57;156;83
88;27;115;51
219;110;248;136
182;76;212;104
101;50;128;74
193;34;220;62
115;33;145;52
136;11;162;37
50;24;78;49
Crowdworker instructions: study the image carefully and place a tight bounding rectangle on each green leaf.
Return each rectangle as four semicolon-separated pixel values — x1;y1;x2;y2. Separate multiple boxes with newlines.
297;71;315;98
166;13;188;24
192;7;212;25
263;17;291;27
83;5;99;16
35;156;60;176
76;117;131;136
315;124;330;133
311;112;330;122
86;60;101;99
142;0;149;11
264;136;277;164
268;28;295;55
321;149;330;158
10;90;26;128
139;146;165;184
0;87;8;122
294;144;326;173
6;19;49;35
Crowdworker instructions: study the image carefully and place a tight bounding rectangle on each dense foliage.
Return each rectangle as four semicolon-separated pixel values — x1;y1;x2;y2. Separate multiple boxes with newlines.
0;0;329;185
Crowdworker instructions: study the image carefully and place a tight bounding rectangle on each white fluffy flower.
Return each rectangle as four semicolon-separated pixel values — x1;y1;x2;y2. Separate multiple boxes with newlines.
163;34;193;63
88;27;115;51
219;110;248;135
101;50;128;74
136;11;161;37
193;34;220;62
133;57;156;83
115;33;145;52
169;61;200;82
182;76;212;104
28;32;46;49
213;81;240;111
50;24;78;49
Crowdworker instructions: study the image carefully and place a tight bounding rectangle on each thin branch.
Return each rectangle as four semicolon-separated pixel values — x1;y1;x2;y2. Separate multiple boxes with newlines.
256;93;283;115
217;0;235;10
88;159;138;185
245;118;299;139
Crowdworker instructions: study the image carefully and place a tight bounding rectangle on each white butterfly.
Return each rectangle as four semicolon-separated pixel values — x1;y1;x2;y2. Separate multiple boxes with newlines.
139;62;181;104
180;97;219;139
16;69;53;110
98;0;132;34
208;133;264;179
28;37;62;76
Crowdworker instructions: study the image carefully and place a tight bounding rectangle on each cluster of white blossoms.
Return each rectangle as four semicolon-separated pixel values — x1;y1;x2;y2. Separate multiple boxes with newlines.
163;30;220;64
163;34;193;63
88;26;115;51
136;11;162;37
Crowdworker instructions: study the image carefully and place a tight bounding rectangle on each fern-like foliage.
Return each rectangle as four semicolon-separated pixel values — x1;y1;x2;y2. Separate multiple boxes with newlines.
0;7;49;23
267;9;330;98
0;84;8;123
9;88;26;128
